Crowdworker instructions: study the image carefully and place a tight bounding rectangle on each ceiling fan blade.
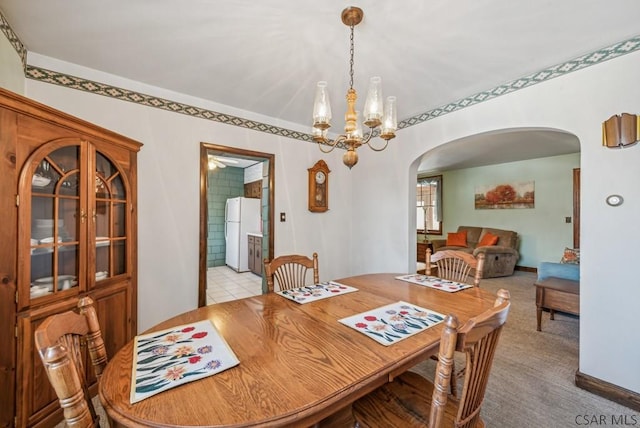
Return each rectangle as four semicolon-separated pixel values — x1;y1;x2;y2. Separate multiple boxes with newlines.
212;156;239;165
208;158;226;169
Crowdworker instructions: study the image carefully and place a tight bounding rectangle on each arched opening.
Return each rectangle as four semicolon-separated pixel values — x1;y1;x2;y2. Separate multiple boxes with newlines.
412;127;581;271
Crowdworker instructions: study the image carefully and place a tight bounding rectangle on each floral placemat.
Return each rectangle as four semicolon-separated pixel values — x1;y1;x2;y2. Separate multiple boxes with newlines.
339;301;445;346
130;320;239;403
396;274;473;292
276;281;358;304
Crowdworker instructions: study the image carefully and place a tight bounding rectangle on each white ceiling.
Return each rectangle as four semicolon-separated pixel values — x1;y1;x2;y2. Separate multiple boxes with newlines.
1;0;638;170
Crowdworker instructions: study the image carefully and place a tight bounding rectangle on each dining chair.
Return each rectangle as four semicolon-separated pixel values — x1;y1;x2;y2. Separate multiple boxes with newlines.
352;288;511;428
425;248;486;396
34;297;108;428
426;248;486;288
263;252;319;292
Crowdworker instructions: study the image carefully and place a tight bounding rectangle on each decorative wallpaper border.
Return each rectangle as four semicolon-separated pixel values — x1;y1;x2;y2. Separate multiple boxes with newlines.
2;9;639;143
0;10;26;70
25;65;317;142
398;36;640;130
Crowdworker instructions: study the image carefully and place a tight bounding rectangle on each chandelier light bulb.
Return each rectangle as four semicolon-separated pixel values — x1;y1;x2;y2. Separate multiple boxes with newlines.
312;81;332;130
381;96;398;139
363;76;383;128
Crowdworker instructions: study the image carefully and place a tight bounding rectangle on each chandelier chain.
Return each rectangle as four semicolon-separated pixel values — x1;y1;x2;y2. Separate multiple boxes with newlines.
349;24;355;90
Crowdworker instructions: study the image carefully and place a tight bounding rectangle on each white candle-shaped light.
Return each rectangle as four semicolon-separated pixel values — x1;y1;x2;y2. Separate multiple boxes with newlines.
312;81;332;129
381;96;397;139
363;76;383;127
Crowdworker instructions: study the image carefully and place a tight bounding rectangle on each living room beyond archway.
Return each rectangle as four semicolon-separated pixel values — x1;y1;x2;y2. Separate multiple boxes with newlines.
413;127;581;272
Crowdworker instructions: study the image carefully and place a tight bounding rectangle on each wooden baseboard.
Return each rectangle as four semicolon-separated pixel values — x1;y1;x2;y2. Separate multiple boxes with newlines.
575;371;640;412
515;265;537;273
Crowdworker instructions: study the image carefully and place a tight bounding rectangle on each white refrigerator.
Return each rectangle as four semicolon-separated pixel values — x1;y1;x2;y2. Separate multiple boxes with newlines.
225;197;261;272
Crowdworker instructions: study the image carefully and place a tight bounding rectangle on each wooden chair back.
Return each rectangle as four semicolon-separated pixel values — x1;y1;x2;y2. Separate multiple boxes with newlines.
34;297;107;428
352;289;510;428
451;288;510;427
426;248;485;287
263;253;319;292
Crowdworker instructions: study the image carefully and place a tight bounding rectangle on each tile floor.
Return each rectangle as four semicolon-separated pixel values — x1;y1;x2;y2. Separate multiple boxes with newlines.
206;265;263;304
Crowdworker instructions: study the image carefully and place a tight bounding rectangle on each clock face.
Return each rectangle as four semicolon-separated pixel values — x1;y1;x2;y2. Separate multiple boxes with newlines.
315;171;326;184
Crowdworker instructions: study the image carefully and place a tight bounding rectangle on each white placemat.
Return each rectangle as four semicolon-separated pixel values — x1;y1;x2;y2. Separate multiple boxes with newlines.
396;274;473;292
276;281;358;303
131;320;239;403
339;301;445;346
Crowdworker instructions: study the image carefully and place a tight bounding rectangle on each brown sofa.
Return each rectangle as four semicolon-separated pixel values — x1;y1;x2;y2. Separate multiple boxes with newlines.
431;226;519;278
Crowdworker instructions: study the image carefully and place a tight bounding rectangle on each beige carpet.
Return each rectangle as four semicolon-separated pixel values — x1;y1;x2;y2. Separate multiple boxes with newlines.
411;271;635;428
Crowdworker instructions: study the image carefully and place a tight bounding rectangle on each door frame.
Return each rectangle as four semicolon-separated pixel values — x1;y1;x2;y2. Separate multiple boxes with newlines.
198;143;275;307
573;168;580;249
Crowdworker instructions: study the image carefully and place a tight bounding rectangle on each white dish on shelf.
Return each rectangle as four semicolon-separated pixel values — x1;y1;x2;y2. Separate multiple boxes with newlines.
34;275;77;290
34;219;64;227
96;237;110;247
32;174;51;187
30;286;52;298
39;236;62;244
96;271;109;281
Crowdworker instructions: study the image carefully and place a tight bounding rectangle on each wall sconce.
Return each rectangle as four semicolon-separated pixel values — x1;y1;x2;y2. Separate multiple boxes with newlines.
602;113;639;148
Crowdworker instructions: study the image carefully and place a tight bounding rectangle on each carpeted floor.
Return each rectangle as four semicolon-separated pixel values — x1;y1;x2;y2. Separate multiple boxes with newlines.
411;271;636;428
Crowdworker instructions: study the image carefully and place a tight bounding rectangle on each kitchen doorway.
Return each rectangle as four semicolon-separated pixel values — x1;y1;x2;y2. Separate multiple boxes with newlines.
198;143;275;307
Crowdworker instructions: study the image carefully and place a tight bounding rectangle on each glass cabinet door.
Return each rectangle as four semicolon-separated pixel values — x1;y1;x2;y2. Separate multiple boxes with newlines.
94;151;127;282
30;146;81;299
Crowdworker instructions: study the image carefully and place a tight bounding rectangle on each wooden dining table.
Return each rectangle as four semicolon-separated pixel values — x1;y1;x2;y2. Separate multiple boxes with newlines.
99;273;497;427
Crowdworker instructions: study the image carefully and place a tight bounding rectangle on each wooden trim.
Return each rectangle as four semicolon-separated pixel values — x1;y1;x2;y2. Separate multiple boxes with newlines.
198;143;275;307
573;168;580;249
0;88;142;152
575;371;640;412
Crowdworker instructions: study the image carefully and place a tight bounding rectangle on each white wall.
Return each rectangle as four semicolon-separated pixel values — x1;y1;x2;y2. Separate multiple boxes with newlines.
0;32;24;94
244;162;262;183
440;153;580;267
351;51;640;393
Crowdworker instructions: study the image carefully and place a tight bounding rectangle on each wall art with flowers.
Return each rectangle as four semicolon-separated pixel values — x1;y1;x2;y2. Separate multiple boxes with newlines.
339;301;445;346
130;320;239;403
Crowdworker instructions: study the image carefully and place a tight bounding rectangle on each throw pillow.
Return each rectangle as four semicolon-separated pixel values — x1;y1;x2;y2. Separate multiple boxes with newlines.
478;232;499;247
446;231;467;247
560;247;580;264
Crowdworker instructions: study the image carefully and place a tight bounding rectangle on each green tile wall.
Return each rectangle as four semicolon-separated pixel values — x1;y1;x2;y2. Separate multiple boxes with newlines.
207;167;244;267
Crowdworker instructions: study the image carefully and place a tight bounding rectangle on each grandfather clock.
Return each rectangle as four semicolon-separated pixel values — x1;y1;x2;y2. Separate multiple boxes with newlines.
308;160;330;212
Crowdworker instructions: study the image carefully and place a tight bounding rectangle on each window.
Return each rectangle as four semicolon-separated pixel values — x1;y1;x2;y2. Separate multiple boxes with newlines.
417;175;442;235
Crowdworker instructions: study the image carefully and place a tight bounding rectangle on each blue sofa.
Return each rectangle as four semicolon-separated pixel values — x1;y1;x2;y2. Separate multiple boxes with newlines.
537;262;580;282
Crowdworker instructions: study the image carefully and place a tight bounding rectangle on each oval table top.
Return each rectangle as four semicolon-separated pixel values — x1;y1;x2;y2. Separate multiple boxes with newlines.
99;273;497;427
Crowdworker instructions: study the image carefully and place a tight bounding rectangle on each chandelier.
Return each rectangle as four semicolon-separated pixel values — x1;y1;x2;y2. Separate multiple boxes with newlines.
311;6;397;169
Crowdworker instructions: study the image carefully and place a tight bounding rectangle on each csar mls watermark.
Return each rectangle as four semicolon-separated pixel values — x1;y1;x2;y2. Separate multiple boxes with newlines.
575;414;639;426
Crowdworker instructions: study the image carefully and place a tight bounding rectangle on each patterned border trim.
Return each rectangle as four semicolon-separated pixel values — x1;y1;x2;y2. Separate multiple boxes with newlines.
0;10;27;70
25;65;315;142
399;36;640;129
2;6;639;142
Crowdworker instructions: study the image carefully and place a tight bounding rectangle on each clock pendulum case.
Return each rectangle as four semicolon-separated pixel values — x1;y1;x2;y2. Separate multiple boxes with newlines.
308;160;330;212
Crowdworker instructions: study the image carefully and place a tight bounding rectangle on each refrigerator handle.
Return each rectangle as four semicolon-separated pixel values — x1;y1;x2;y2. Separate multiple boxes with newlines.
224;199;228;239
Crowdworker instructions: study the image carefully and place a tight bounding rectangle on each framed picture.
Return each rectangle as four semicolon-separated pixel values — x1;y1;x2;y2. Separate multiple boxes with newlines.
475;181;534;209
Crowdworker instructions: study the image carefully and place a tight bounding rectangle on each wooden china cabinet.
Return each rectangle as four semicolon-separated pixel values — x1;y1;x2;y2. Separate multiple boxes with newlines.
0;88;142;428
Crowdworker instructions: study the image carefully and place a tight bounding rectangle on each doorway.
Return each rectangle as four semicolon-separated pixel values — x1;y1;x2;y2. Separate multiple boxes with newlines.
198;143;275;307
